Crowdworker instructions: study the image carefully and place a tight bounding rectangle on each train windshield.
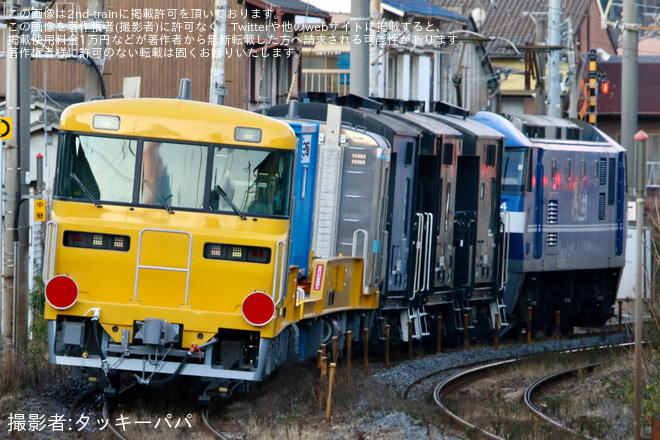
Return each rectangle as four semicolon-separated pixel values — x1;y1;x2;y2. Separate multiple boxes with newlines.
54;134;138;203
138;141;207;210
55;133;293;217
502;148;529;193
209;146;292;217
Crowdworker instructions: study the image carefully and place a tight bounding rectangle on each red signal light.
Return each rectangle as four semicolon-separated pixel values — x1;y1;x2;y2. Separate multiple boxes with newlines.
601;81;610;95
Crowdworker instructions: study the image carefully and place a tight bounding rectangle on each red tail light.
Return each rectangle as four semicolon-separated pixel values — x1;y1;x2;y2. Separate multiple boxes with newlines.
241;292;275;327
45;276;79;310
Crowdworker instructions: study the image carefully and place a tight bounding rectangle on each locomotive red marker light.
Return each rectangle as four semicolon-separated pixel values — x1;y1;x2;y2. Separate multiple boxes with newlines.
242;292;275;326
45;275;79;310
314;264;324;290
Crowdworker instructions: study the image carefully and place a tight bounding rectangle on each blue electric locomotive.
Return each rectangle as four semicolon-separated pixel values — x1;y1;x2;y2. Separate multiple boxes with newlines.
471;112;626;332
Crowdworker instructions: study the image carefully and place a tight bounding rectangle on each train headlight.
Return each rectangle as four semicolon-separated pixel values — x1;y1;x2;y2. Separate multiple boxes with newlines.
63;231;130;252
241;292;275;327
234;127;262;143
45;275;79;310
93;115;120;131
203;243;271;263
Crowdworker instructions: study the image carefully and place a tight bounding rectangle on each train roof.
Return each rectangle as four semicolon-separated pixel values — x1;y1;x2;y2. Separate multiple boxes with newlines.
472;111;625;152
263;103;421;140
379;111;462;155
470;112;535;147
276;116;391;150
508;114;578;130
425;112;506;140
381;111;462;137
338;107;421;139
60;98;297;149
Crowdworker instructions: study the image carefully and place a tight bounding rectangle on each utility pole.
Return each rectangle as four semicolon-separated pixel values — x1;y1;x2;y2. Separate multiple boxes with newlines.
369;0;381;97
620;1;640;437
84;0;105;101
16;0;31;354
210;0;228;105
350;0;369;96
546;0;561;117
622;0;639;197
2;16;19;347
2;1;32;351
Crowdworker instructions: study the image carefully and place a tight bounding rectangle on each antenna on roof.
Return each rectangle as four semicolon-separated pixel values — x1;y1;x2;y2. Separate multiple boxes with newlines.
177;79;191;100
287;99;299;119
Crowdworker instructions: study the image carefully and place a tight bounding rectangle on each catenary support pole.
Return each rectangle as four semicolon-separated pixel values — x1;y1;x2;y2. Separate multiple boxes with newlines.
210;0;228;104
84;0;105;101
350;0;369;96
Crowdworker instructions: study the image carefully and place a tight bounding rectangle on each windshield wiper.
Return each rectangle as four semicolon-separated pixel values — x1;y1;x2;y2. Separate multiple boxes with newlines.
143;179;174;214
216;185;246;220
70;173;102;208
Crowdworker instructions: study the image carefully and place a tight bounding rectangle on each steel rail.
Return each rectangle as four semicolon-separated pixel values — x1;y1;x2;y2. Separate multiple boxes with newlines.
433;359;518;440
524;363;602;440
103;390;131;440
202;401;232;440
432;342;634;439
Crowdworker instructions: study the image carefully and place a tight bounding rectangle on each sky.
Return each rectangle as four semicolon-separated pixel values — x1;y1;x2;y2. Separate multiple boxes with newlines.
305;0;352;14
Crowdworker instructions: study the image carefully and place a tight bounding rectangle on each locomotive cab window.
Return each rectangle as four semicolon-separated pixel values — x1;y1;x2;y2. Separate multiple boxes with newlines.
502;148;529;193
138;141;207;210
54;133;137;203
209;147;293;217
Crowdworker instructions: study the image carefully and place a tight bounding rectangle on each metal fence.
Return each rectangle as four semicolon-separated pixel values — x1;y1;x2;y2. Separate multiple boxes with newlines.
301;69;351;96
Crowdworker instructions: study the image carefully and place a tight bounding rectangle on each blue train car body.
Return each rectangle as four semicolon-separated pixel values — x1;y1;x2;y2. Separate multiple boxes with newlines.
288;121;320;278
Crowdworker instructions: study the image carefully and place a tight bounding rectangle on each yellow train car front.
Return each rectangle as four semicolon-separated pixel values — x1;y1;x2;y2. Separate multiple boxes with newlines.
43;98;298;394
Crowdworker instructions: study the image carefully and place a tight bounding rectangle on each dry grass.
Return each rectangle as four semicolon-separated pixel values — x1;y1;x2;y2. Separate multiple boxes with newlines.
445;351;632;440
0;318;64;395
102;359;437;440
0;346;60;395
0;349;28;394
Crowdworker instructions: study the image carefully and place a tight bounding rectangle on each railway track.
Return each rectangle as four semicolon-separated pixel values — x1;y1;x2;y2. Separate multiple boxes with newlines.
434;360;519;440
101;385;235;440
102;396;130;440
433;342;632;439
202;403;233;440
82;333;635;439
524;364;601;440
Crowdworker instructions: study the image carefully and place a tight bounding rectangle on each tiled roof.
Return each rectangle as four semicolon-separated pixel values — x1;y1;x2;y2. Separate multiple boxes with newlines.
431;0;589;56
382;0;468;24
43;91;85;109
